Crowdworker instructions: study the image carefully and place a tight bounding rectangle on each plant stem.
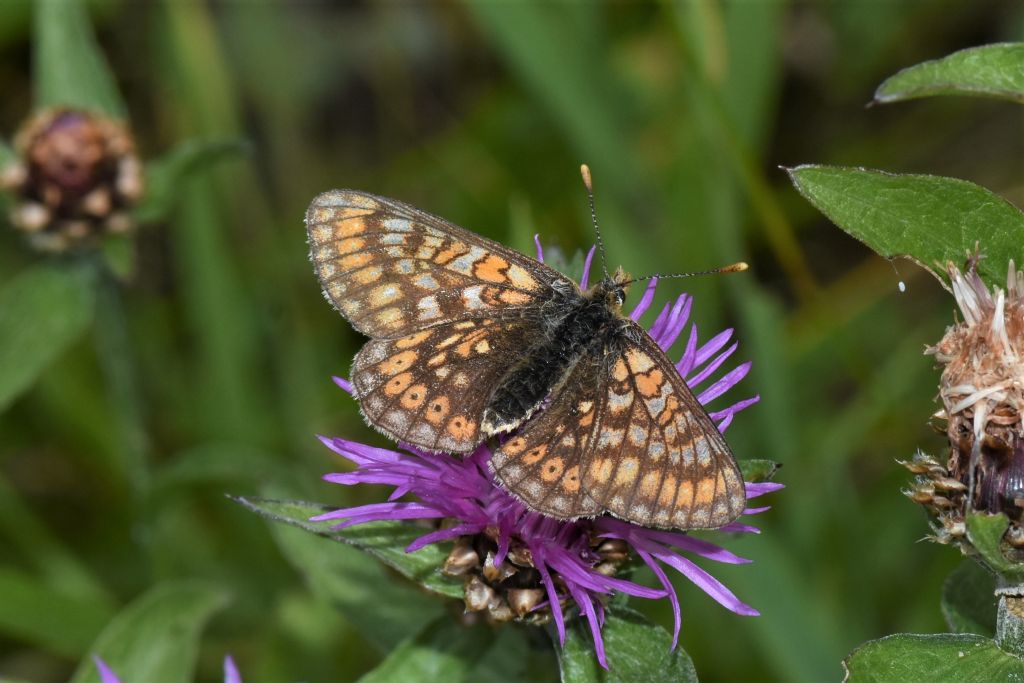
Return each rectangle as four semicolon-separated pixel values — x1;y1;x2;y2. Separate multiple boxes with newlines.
93;262;150;497
996;582;1024;658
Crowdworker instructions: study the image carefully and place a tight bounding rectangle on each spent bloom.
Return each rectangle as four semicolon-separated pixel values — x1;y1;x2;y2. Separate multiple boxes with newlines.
1;107;143;252
315;243;781;667
908;257;1024;551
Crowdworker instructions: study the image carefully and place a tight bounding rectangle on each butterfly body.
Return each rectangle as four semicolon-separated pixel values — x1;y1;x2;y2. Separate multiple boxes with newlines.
306;189;746;530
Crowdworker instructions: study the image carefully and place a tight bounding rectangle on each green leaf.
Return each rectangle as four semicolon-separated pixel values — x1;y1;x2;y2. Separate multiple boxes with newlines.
0;262;97;413
0;567;114;657
68;581;229;683
235;497;464;599
268;515;443;651
34;0;125;116
739;459;781;483
875;43;1024;105
100;234;135;281
966;512;1024;582
787;165;1024;287
357;617;494;683
0;138;13;167
557;607;698;683
943;561;997;637
843;633;1024;682
135;138;249;224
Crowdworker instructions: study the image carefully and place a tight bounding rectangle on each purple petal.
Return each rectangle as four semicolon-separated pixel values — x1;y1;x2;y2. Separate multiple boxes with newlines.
406;524;477;552
637;548;681;649
579;245;597;290
535;553;566;646
629;278;659;320
332;376;355;395
93;657;121;683
654;295;692;351
746;481;785;498
534;234;545;263
708;396;760;422
224;655;243;683
676;324;700;377
655;552;759;616
694;328;733;367
697;362;751;404
569;583;608;669
686;342;738;388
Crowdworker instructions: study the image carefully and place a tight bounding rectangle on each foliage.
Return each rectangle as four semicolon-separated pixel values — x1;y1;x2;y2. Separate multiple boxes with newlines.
2;1;1023;682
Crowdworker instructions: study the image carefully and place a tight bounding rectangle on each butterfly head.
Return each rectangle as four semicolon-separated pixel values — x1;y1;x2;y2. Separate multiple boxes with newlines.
588;266;631;310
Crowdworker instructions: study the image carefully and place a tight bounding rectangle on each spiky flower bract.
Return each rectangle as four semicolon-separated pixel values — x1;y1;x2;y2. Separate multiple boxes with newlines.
315;242;781;667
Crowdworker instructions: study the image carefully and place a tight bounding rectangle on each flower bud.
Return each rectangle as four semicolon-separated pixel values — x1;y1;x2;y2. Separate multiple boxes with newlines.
2;108;144;251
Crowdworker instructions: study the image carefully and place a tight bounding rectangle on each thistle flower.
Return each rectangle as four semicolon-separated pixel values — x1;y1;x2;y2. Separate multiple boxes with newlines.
1;107;143;252
908;257;1024;551
93;655;242;683
314;242;780;667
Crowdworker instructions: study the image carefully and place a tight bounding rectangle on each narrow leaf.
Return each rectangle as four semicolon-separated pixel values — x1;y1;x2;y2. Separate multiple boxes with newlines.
235;497;464;599
557;608;698;683
135;138;249;224
843;633;1024;682
875;43;1024;105
0;567;114;658
357;617;494;683
268;518;442;651
942;561;997;637
34;0;125;116
788;165;1024;286
68;581;229;683
0;262;97;413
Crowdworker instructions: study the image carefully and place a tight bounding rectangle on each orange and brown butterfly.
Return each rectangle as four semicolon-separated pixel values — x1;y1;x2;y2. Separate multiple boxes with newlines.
304;166;750;530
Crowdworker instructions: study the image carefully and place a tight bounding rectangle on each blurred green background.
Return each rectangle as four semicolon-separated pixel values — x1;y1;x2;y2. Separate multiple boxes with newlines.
1;1;1023;681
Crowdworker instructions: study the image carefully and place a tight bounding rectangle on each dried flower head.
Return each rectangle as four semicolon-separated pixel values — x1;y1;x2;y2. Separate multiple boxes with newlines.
908;257;1024;552
1;107;143;251
315;242;780;667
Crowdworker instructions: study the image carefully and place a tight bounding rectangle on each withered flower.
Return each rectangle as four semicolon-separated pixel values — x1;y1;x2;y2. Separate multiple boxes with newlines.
907;257;1024;553
1;107;143;252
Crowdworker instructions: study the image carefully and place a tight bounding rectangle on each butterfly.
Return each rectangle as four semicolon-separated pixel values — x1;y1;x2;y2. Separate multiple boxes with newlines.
305;168;748;530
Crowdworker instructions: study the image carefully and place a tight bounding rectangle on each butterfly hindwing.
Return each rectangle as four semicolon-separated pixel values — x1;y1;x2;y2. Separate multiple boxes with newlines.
353;316;538;453
306;190;568;338
492;323;745;530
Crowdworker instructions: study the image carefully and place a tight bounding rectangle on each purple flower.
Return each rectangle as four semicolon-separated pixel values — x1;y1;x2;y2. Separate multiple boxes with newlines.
314;242;781;668
92;655;242;683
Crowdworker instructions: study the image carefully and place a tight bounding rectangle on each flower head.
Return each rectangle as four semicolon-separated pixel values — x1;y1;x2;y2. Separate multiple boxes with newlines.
909;257;1024;550
1;107;143;251
315;242;780;667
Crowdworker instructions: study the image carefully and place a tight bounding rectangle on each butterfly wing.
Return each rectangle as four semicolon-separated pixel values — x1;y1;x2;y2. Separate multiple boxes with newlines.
305;190;571;339
491;322;746;530
352;316;539;453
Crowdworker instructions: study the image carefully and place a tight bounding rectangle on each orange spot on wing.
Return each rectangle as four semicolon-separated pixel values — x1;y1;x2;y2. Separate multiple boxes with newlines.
639;472;661;499
523;445;548;465
473;254;510;283
625;349;655;373
400;384;427;409
380;350;418;375
337;215;368;237
396;330;433;349
425;396;450;424
540;457;565;482
658;474;678;506
351;266;382;284
505;264;539;290
446;415;475;440
337;237;365;255
340;252;374;269
499;290;533;305
635;369;664;397
505;437;527;454
694;478;716;505
434;243;467;265
562;465;581;493
383;372;413;396
613;457;639;487
589;458;613;484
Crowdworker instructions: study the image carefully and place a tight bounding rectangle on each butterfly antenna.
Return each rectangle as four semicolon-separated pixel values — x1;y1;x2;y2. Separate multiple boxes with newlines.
627;261;749;285
580;164;609;278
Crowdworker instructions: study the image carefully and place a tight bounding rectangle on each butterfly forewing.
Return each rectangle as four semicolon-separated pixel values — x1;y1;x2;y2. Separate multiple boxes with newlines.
353;317;538;453
305;190;566;338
